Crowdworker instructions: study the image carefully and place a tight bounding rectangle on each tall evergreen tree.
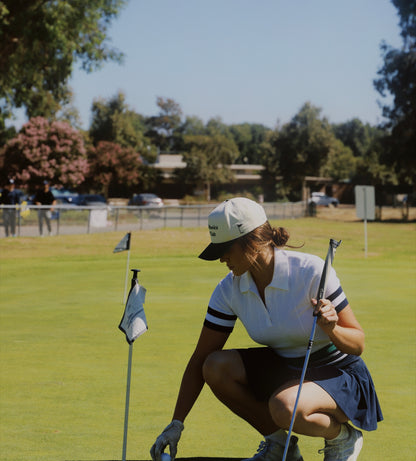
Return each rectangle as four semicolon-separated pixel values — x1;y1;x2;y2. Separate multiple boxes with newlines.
374;0;416;184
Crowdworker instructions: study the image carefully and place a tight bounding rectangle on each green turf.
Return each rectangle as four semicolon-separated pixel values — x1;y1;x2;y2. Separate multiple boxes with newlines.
0;219;415;460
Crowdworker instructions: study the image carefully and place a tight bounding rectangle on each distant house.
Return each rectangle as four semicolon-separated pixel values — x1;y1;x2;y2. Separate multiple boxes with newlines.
152;154;265;198
153;154;187;181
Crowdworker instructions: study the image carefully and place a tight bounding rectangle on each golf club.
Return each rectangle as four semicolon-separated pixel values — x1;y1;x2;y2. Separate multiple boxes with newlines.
282;239;342;461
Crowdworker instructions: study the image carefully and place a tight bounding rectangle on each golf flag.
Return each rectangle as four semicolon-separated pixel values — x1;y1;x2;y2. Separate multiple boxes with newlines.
119;278;147;344
113;232;131;253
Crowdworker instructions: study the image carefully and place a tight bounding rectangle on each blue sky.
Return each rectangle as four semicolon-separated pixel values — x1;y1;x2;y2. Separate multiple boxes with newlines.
14;0;403;130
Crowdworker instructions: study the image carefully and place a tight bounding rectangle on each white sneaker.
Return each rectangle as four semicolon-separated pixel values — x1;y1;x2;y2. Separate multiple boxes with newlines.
318;423;363;460
243;435;303;461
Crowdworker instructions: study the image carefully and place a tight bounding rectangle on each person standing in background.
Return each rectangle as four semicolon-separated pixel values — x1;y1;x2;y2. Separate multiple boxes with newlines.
0;179;20;237
34;181;56;236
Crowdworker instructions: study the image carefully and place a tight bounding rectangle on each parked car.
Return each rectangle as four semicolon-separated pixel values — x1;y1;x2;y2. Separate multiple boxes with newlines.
309;192;339;207
128;193;164;207
75;194;107;207
46;188;79;218
50;187;79;205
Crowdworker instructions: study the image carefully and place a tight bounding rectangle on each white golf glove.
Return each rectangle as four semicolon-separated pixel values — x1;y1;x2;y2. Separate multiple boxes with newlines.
150;419;184;461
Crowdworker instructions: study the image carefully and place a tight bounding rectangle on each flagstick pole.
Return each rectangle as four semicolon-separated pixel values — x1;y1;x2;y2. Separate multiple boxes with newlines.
120;268;142;461
122;342;133;461
122;249;131;304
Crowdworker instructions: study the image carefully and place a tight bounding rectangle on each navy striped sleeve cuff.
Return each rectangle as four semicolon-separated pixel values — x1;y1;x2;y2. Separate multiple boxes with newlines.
207;306;237;320
327;286;349;312
327;286;343;302
204;319;234;333
204;306;237;332
335;298;349;312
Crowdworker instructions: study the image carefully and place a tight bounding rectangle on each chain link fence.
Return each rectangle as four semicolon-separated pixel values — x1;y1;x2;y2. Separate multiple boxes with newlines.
0;202;308;238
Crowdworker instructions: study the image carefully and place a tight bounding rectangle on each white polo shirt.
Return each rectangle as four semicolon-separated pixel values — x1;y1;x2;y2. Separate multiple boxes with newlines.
204;248;348;358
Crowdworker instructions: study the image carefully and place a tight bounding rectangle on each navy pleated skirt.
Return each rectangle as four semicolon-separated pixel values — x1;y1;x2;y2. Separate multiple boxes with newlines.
237;347;383;432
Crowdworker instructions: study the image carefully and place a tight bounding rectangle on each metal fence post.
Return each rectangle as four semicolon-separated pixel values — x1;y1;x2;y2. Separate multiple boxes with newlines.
17;209;21;237
115;207;119;231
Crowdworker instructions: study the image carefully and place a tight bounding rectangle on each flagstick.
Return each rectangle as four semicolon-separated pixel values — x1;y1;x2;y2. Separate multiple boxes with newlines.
121;269;139;461
122;342;133;461
122;248;131;304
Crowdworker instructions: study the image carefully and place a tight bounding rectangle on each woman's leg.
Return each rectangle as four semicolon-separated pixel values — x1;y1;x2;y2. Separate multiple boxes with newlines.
202;349;279;436
269;380;349;440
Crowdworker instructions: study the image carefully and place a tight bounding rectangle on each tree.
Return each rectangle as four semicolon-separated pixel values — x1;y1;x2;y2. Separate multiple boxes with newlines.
332;118;383;158
177;134;239;200
354;144;397;186
86;141;142;197
174;115;206;151
332;118;393;184
0;123;15;147
373;0;416;184
269;103;339;200
229;123;273;164
205;116;234;139
89;91;156;163
0;117;88;189
320;139;357;181
0;0;126;125
145;97;183;152
179;115;206;136
229;123;252;163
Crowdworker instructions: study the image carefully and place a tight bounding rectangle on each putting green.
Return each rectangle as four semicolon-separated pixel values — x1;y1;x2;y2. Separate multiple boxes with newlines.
0;218;414;460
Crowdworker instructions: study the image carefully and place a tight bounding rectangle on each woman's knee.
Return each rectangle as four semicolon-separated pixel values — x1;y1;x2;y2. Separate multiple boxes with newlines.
202;350;244;387
268;387;297;429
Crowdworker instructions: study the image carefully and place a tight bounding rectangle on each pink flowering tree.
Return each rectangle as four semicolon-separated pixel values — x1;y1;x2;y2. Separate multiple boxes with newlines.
86;141;142;197
0;117;89;189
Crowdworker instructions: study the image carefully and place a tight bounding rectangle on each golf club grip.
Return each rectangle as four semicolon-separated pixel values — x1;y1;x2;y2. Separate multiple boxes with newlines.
313;239;341;316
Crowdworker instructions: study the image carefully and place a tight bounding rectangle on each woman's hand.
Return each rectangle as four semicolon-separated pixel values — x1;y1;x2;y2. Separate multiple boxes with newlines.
312;298;338;332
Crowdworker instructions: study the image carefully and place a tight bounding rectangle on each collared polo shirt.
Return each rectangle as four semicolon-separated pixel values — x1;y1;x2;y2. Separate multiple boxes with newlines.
204;248;348;358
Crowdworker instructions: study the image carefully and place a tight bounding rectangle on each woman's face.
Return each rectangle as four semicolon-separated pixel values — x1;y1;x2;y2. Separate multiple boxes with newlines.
219;241;252;276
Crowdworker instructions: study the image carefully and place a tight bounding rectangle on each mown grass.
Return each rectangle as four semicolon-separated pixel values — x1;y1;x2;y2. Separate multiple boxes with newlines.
0;218;415;460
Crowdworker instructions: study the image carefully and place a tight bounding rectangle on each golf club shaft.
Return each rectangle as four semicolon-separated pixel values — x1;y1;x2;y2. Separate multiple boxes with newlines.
282;239;341;461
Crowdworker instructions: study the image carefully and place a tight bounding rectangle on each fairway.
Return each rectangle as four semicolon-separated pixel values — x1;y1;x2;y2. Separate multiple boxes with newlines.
0;218;415;461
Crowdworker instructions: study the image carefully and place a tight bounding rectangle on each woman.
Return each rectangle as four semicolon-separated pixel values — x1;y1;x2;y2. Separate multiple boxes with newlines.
150;197;382;461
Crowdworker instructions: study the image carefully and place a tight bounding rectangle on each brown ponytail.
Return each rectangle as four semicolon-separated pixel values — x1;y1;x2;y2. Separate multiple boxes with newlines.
271;226;290;247
237;221;302;262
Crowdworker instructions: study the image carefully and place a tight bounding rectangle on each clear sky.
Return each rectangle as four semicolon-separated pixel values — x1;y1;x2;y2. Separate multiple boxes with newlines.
14;0;403;130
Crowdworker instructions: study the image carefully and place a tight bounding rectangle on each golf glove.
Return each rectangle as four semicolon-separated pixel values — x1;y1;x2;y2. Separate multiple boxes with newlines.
150;419;184;461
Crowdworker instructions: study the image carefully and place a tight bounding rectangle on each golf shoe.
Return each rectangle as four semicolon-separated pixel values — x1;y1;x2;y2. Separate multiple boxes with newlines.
242;435;303;461
318;423;363;460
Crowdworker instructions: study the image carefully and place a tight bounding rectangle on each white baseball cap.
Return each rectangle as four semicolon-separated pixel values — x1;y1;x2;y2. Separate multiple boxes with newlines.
198;197;268;260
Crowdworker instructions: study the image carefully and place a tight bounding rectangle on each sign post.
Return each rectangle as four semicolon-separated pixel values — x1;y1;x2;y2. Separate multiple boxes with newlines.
354;186;375;257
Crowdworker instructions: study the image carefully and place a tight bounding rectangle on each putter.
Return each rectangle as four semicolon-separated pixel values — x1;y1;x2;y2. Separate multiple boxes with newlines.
282;239;341;461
